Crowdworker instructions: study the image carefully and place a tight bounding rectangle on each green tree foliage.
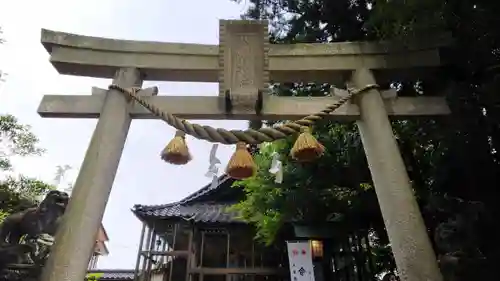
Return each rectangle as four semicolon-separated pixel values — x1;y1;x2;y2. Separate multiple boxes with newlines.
233;123;379;243
0;115;44;170
0;114;54;221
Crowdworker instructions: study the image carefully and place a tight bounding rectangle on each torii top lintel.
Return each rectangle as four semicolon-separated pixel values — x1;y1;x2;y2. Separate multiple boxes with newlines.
40;20;450;84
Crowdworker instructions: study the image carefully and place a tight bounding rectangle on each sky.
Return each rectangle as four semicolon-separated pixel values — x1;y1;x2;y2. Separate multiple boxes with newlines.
0;0;250;269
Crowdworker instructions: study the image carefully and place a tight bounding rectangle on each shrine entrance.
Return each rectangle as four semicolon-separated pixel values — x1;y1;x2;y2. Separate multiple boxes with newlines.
36;20;450;281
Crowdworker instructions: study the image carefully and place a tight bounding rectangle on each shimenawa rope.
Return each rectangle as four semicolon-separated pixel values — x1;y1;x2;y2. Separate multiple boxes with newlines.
108;84;379;145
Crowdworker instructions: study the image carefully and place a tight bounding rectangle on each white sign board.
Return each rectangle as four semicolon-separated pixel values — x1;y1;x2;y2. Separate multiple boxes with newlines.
286;241;316;281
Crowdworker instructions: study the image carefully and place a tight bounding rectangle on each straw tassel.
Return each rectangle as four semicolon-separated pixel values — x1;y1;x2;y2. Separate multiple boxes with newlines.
226;142;256;179
290;127;325;162
160;130;192;165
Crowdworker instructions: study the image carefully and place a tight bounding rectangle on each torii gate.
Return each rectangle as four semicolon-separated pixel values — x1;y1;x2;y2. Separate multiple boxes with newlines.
38;20;449;281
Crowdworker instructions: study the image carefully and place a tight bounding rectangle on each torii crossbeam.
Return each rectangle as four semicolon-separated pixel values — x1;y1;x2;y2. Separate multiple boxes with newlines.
39;20;448;281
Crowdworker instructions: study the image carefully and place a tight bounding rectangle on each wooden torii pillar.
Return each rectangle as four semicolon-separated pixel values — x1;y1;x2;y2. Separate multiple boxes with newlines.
38;20;449;281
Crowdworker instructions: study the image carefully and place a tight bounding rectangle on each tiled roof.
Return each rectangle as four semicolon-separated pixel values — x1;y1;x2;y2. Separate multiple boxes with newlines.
86;270;134;280
132;175;244;223
179;175;233;204
134;202;242;222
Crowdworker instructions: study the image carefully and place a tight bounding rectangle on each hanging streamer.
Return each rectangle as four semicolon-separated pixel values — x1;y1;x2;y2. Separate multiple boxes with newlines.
205;144;221;188
269;152;283;183
210;175;219;189
205;143;221;177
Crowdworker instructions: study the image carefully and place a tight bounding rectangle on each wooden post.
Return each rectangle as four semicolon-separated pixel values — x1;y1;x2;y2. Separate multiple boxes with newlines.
351;68;443;281
199;231;205;281
145;230;157;281
134;223;147;281
225;232;231;281
186;227;194;281
40;68;144;281
141;227;154;281
169;224;178;281
158;234;167;271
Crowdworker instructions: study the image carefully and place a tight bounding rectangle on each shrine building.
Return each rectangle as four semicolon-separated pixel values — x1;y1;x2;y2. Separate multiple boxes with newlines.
88;175;377;281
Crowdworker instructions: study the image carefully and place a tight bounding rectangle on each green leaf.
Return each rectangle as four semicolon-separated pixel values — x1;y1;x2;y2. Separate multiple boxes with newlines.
86;273;104;280
0;114;45;171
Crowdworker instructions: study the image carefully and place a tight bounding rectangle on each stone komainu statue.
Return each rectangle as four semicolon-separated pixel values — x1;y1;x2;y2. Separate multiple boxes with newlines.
0;190;69;271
